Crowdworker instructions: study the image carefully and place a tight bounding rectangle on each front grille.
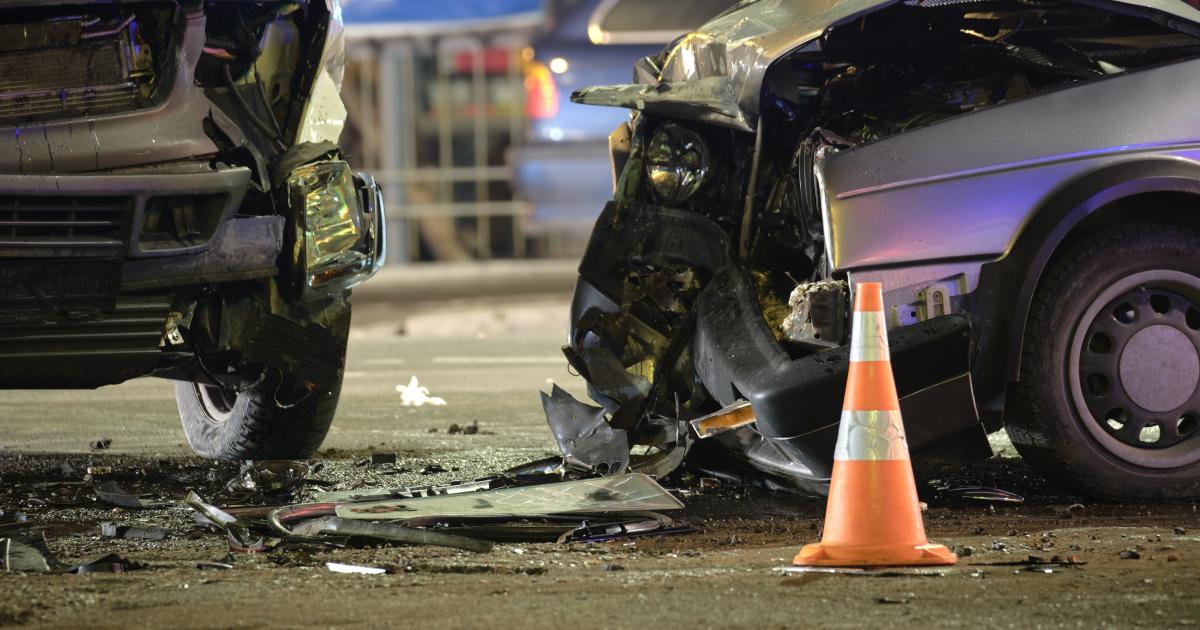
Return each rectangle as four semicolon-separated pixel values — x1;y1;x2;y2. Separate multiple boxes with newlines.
0;9;164;125
0;196;130;257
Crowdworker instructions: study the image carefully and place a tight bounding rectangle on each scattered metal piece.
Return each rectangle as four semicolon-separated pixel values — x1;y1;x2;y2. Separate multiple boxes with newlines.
335;474;683;521
94;481;148;509
420;463;450;475
689;401;756;439
941;486;1025;504
369;453;397;466
68;553;147;574
226;460;314;494
100;521;167;541
541;384;629;475
395;376;447;407
85;466;112;476
185;491;266;553
0;537;50;573
327;562;386;575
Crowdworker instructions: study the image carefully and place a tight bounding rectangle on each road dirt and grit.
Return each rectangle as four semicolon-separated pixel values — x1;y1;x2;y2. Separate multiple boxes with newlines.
1;300;1198;629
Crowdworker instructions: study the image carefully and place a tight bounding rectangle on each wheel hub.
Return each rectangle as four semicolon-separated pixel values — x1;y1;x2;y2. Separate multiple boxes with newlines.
1118;324;1199;412
1070;271;1200;469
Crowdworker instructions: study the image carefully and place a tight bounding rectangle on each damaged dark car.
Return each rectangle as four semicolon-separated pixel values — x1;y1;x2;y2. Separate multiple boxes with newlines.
563;0;1200;499
0;1;384;459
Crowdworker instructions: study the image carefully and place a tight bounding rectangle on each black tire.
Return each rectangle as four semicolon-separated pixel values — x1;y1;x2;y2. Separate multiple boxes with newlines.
1007;223;1200;499
176;375;342;460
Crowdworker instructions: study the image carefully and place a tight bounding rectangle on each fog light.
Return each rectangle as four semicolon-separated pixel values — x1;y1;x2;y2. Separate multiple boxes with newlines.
287;160;385;298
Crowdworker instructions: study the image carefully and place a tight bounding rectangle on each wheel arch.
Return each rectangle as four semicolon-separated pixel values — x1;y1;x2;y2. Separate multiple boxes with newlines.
986;157;1200;400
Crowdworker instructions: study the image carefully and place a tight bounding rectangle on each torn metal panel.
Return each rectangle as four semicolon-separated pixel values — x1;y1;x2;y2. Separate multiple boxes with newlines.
335;474;683;521
185;491;265;553
542;384;630;475
572;76;748;131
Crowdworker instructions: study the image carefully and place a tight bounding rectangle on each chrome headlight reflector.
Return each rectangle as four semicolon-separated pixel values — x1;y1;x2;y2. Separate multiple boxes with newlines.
645;123;710;204
287;160;385;299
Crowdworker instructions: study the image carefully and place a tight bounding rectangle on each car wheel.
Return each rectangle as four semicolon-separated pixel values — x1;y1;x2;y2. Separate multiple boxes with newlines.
1007;223;1200;499
176;377;342;460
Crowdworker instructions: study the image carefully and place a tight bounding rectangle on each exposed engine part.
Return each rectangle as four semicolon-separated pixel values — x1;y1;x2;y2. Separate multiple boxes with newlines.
0;6;170;125
781;280;848;350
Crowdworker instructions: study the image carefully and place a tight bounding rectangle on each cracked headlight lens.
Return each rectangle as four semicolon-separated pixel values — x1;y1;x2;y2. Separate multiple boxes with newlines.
645;123;710;204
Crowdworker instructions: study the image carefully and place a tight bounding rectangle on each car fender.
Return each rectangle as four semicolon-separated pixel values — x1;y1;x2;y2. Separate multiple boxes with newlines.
981;157;1200;391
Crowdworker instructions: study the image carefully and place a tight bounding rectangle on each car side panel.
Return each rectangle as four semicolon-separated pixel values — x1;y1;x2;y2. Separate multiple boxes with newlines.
820;57;1200;271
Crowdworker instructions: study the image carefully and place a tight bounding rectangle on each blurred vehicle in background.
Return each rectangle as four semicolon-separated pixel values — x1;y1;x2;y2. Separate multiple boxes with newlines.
515;0;734;254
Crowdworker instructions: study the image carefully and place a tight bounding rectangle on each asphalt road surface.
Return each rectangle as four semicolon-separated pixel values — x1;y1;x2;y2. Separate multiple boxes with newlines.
2;300;1199;629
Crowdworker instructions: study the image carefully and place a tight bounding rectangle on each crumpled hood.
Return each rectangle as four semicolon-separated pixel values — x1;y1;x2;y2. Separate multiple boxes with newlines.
572;0;1200;132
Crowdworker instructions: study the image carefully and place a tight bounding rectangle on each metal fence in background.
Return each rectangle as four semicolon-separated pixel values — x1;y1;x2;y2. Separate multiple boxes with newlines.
343;33;532;265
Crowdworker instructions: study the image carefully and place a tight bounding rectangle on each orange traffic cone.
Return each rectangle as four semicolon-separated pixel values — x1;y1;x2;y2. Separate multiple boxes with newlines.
794;282;956;568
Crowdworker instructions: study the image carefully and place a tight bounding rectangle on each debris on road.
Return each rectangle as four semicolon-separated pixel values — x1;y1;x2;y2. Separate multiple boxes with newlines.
0;536;51;573
291;517;493;553
396;376;447;407
225;460;315;495
100;522;167;541
334;474;682;521
326;562;386;575
68;553;147;574
94;481;152;509
541;384;629;475
89;438;113;451
185;491;266;553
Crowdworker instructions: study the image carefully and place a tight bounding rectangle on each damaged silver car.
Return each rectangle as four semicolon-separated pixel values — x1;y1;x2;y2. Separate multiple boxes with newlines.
564;0;1200;498
0;1;383;458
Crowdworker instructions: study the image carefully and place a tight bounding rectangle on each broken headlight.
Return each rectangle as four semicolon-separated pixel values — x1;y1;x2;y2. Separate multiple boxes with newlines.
645;124;710;204
287;160;386;299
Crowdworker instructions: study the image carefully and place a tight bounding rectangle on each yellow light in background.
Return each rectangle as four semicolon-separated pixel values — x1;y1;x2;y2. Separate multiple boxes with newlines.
548;57;569;74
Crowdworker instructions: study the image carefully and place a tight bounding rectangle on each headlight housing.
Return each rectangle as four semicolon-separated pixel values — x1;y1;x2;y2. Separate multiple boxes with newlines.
645;123;710;204
287;160;385;300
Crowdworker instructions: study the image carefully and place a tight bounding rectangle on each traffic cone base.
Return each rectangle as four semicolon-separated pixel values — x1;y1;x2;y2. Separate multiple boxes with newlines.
793;541;956;567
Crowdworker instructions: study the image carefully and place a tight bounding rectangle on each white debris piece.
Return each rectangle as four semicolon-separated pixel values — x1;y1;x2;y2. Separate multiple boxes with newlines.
326;562;386;575
395;376;447;407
